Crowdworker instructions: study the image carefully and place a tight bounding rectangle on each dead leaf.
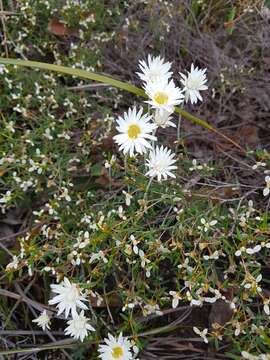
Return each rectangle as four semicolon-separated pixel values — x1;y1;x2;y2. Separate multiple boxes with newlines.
0;168;8;176
48;18;78;37
236;125;259;149
95;174;122;188
214;125;260;153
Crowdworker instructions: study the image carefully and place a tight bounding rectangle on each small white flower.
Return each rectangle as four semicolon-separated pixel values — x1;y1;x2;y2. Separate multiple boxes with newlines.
138;249;150;269
137;54;173;84
263;299;270;315
191;299;203;306
105;155;116;169
64;311;95;342
204;296;218;303
241;351;259;360
49;277;88;318
89;251;108;264
6;255;19;270
0;64;7;74
263;176;270;197
144;79;184;114
252;161;266;170
169;291;182;309
143;302;163;316
199;218;217;232
113;107;157;157
256;274;262;283
0;190;12;204
193;327;208;343
203;250;219;261
246;200;255;217
189;159;203;171
153;109;175;128
179;63;208;104
146;145;177;181
234;322;241;336
122;190;133;206
246;245;261;255
32;310;51;331
98;333;136;360
235;250;241;257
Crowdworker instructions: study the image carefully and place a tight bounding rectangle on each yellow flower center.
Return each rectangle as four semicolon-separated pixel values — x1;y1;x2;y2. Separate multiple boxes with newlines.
127;124;141;139
154;91;168;105
111;346;124;359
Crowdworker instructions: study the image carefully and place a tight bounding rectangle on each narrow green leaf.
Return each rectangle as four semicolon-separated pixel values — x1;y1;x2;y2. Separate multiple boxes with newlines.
227;6;236;34
0;57;145;97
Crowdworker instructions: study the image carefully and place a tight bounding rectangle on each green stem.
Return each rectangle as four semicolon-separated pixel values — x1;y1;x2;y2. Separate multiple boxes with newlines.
124;155;130;192
143;176;154;202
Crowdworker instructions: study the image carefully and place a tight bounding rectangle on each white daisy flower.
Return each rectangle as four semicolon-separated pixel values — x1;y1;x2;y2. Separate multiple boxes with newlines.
146;145;177;181
144;79;184;114
179;63;208;104
113;107;157;157
98;333;135;360
64;311;95;342
32;310;51;331
137;54;173;84
49;277;88;318
154;109;175;128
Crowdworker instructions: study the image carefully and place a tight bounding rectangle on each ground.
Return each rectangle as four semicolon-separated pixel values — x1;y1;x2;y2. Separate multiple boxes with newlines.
0;1;270;359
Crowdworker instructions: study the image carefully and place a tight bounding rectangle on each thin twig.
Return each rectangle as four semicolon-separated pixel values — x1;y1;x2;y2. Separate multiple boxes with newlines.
3;278;36;329
0;330;64;336
0;11;19;16
0;288;49;313
0;0;9;57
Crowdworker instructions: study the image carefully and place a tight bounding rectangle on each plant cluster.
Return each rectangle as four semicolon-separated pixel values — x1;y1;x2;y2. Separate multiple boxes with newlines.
1;1;270;359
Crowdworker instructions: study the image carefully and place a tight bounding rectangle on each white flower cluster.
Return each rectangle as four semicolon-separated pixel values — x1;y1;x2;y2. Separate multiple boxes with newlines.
31;277;138;359
32;278;94;341
241;351;270;360
113;55;208;181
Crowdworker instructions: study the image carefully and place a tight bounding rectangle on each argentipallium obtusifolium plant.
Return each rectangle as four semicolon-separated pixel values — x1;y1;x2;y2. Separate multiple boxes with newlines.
2;52;270;359
0;54;205;349
1;54;210;349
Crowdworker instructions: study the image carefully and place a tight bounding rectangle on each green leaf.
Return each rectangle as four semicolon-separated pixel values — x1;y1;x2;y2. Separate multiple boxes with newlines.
90;163;103;177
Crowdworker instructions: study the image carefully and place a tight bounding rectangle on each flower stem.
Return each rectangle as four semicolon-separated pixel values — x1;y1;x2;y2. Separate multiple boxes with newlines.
124;155;130;192
143;176;154;204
